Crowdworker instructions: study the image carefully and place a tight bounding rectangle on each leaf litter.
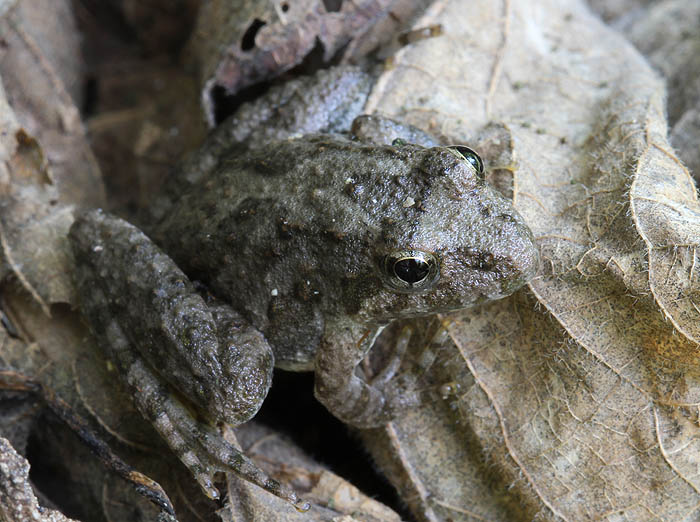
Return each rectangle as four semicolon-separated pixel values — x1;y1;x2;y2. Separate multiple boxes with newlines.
361;0;700;519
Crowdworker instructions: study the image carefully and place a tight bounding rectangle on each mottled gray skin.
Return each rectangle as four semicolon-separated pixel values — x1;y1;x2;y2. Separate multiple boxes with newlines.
147;131;538;424
351;114;441;147
69;66;539;508
150;135;537;371
149;66;374;223
70;213;273;424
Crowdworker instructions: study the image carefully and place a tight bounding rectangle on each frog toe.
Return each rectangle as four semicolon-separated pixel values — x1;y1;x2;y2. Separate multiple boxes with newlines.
150;388;303;507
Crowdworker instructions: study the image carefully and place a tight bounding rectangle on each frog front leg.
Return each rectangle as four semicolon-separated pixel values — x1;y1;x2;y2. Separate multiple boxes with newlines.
69;210;308;510
313;319;419;428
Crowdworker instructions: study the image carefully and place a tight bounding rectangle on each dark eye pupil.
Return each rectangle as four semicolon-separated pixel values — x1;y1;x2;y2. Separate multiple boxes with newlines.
448;145;484;176
393;257;430;284
465;154;480;171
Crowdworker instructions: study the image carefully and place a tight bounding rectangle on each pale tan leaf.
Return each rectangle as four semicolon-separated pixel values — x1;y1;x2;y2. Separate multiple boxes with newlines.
0;0;104;307
361;0;700;519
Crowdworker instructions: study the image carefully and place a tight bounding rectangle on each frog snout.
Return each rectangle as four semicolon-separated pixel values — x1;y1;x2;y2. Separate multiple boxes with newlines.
502;223;540;293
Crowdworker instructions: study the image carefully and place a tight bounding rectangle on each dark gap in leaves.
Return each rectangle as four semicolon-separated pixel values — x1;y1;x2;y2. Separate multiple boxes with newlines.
82;75;99;117
322;0;343;13
328;39;352;66
0;309;20;338
74;0;138;47
284;37;328;77
211;81;272;126
240;18;267;51
26;412;101;521
257;369;415;521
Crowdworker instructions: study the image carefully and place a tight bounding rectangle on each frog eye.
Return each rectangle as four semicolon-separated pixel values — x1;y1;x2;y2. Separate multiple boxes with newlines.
383;250;440;292
447;146;484;178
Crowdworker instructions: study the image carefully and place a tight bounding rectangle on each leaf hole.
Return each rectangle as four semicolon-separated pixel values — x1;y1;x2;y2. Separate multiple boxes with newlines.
322;0;343;12
240;18;266;51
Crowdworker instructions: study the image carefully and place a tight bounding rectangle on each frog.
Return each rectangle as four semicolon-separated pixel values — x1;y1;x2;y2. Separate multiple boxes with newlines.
68;66;539;511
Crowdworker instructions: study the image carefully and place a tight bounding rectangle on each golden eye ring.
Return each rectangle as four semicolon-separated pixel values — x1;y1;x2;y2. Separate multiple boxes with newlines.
383;250;440;292
446;145;484;178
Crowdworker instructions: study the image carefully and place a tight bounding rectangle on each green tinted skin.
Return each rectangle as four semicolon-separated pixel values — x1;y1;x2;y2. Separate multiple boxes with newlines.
69;67;539;510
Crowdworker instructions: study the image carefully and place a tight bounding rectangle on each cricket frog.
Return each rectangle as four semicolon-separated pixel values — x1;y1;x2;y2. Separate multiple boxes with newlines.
69;67;539;510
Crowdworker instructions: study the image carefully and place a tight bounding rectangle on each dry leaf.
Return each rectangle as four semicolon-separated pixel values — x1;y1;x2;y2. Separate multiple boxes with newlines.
360;0;700;519
0;0;103;207
0;0;104;309
186;0;429;125
225;422;402;521
613;0;700;182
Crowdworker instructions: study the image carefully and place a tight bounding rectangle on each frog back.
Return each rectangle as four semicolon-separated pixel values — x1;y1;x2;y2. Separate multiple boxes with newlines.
149;135;436;369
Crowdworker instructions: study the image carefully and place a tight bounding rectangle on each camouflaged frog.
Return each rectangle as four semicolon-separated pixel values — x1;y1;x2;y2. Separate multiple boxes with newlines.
69;67;539;510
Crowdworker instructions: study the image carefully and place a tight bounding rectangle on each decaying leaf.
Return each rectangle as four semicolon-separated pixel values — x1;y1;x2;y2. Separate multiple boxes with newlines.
225;422;401;521
607;0;700;183
613;0;700;316
359;0;700;519
186;0;432;125
0;0;102;207
0;0;104;310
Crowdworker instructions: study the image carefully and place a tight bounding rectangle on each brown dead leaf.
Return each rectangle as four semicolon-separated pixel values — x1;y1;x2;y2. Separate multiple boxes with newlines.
614;1;700;184
610;1;700;344
0;76;75;312
308;471;401;521
0;0;104;309
361;0;700;520
0;0;103;207
226;422;402;521
186;0;429;125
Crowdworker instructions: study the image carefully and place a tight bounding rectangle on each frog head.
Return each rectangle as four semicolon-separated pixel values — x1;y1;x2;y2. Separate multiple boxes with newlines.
358;144;539;322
